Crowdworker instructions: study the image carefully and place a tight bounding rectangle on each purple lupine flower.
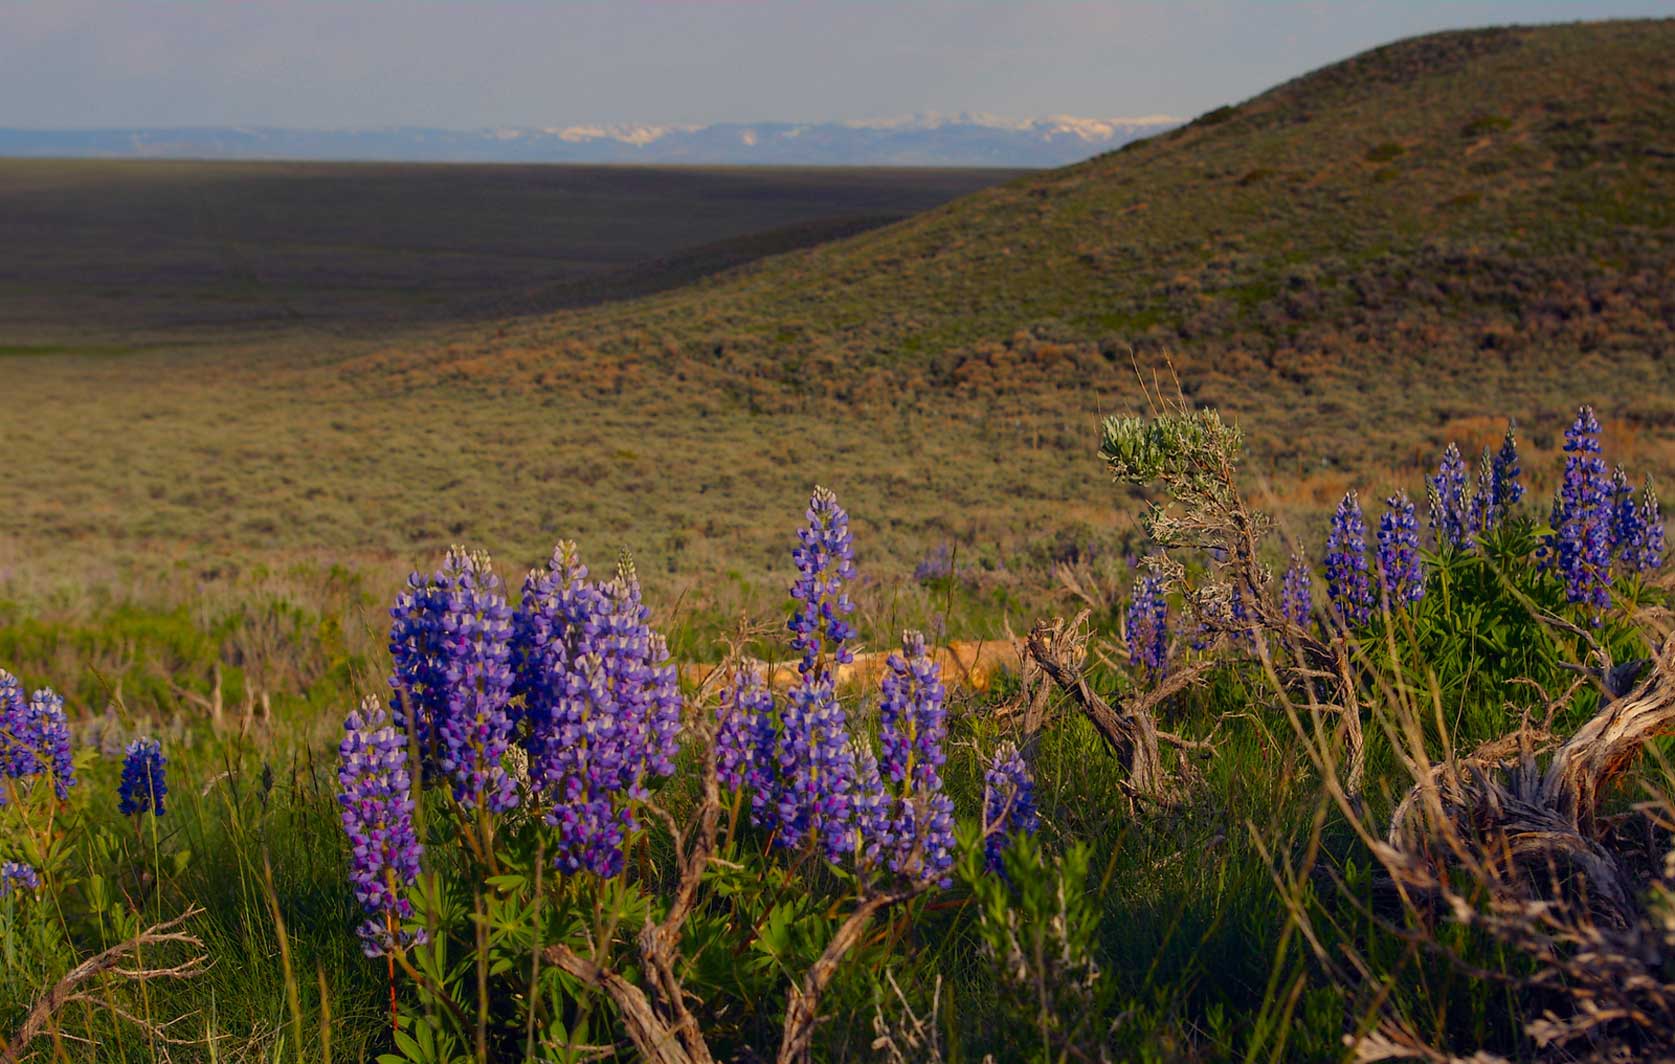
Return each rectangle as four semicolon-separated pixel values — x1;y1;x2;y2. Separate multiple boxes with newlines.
716;667;774;792
1541;406;1614;622
788;486;857;674
913;542;956;583
1;678;76;803
387;565;452;773
117;738;167;817
1493;421;1524;513
1611;467;1644;572
515;546;683;877
1281;555;1313;628
0;670;23;807
1639;477;1665;571
849;742;890;869
1377;491;1424;606
1125;575;1169;677
745;680;783;831
429;549;519;814
982;742;1039;874
876;632;955;885
0;860;39;898
1428;443;1471;550
1325;491;1374;627
389;546;519;812
1468;447;1494;535
774;670;855;861
338;698;425;958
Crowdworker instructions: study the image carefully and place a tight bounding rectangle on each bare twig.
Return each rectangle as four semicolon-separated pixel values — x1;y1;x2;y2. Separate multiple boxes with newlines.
2;907;209;1064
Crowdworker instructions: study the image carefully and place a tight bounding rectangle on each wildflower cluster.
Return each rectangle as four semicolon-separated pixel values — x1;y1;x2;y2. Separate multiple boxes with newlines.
1325;491;1373;627
1541;407;1617;620
337;698;425;957
875;632;957;885
514;546;682;877
1;671;75;803
982;742;1040;873
1316;410;1664;631
1536;407;1665;621
1126;575;1169;676
116;737;167;817
711;488;1021;885
1428;443;1472;550
1281;555;1313;628
388;547;518;813
1377;491;1424;605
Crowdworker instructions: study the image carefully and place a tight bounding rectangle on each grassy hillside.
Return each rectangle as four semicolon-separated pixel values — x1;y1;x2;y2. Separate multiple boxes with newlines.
3;19;1671;629
383;19;1673;467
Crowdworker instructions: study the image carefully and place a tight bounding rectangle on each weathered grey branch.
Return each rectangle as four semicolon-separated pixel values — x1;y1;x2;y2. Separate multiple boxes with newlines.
2;907;208;1064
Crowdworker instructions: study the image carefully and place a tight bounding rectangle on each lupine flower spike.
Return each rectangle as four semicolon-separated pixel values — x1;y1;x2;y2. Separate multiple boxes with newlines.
716;666;774;794
388;547;518;818
1541;406;1614;623
774;488;860;861
515;545;683;878
337;698;425;959
982;742;1040;874
788;486;858;674
1377;491;1424;606
1325;491;1373;627
1429;443;1471;550
849;743;890;870
1611;467;1644;572
1126;574;1169;677
1468;446;1495;535
1493;421;1524;515
1;674;76;804
118;738;167;817
1281;555;1313;629
874;632;956;885
1639;476;1665;572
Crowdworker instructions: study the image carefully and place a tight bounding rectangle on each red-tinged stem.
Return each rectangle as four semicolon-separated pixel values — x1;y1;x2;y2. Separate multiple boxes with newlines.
384;889;400;1033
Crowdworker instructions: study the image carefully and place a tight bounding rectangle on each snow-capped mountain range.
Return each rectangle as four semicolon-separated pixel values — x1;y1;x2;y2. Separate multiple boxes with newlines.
0;114;1180;167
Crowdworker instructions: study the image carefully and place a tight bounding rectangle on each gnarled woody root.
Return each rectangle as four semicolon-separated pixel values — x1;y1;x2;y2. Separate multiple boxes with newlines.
1383;639;1675;925
2;906;209;1064
1025;611;1219;802
1326;638;1675;1061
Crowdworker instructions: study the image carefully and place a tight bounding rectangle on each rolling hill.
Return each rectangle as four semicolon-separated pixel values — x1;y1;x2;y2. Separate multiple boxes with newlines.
387;18;1673;472
3;18;1672;619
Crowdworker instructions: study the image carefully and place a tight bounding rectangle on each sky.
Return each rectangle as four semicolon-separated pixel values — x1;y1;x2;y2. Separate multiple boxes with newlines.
2;1;1670;129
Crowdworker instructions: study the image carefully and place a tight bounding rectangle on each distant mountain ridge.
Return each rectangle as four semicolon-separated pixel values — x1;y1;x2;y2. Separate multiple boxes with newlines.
0;114;1180;168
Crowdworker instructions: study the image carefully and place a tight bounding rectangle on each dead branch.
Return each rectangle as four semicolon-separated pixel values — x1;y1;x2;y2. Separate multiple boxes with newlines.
777;883;929;1064
1025;612;1222;799
2;907;209;1064
542;944;699;1064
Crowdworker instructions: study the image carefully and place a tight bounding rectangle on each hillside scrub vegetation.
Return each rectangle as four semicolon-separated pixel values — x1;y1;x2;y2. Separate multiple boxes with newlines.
3;20;1671;609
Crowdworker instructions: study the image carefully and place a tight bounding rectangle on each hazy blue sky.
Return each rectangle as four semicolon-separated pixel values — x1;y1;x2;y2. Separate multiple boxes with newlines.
3;1;1669;129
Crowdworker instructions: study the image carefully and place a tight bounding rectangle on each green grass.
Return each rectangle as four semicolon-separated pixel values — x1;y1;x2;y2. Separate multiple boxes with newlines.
0;510;1663;1061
